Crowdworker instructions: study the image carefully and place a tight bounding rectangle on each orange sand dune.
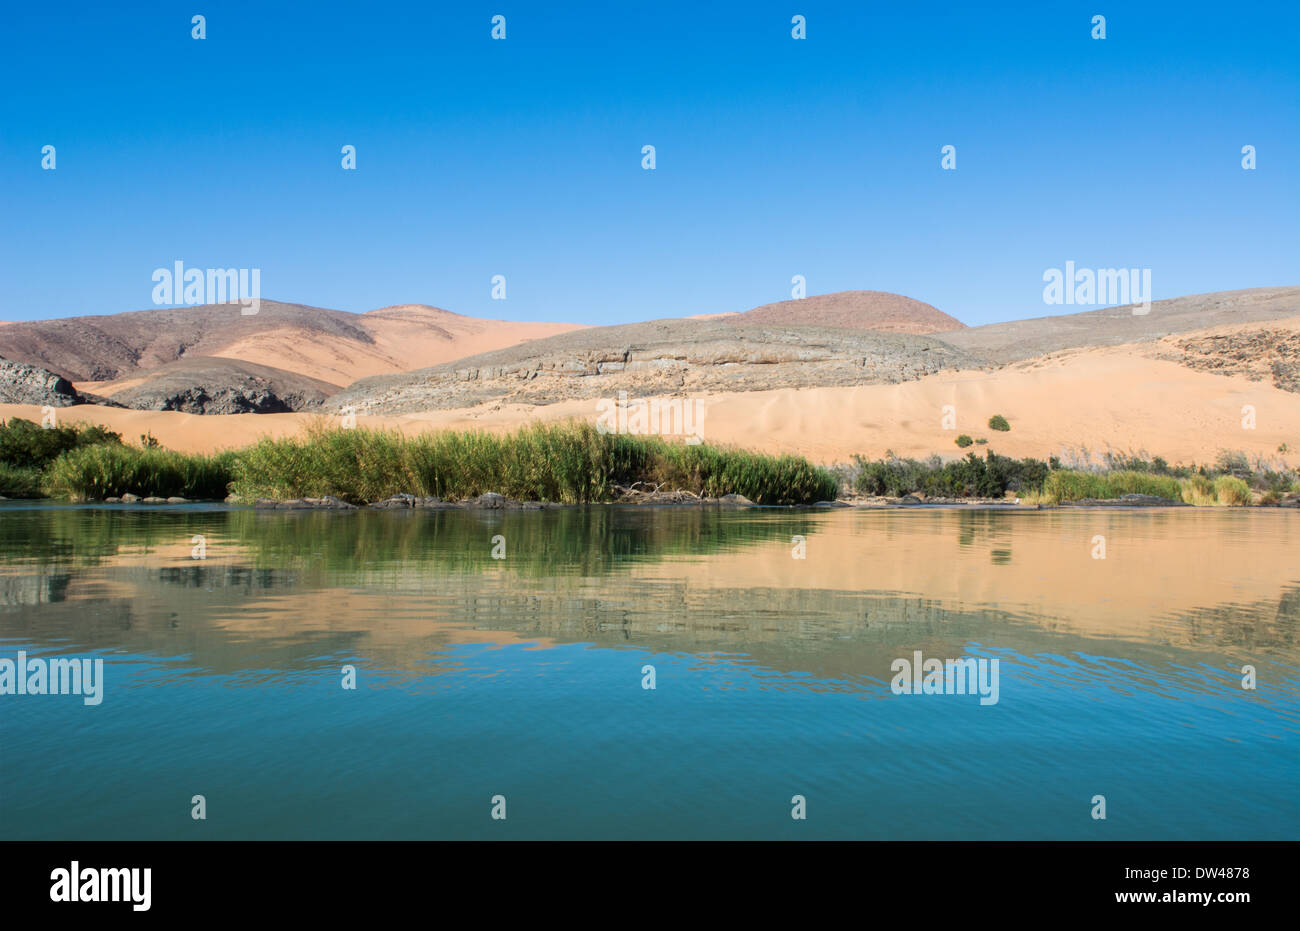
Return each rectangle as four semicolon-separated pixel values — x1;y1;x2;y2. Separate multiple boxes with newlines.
70;308;585;393
211;307;584;386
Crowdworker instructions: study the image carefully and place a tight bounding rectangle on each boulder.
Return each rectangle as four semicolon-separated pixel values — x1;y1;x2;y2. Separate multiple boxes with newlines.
370;493;417;509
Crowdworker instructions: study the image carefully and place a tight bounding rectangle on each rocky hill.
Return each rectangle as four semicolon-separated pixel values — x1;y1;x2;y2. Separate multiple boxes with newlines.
93;357;341;414
0;300;584;387
727;290;965;333
941;287;1300;363
324;318;981;415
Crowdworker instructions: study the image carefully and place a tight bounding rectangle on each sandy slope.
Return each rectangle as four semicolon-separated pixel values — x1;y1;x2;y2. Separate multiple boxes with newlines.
206;306;583;387
6;332;1298;466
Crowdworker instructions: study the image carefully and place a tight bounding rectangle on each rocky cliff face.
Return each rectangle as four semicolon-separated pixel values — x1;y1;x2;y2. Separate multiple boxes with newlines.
325;321;982;414
0;358;83;406
119;384;317;414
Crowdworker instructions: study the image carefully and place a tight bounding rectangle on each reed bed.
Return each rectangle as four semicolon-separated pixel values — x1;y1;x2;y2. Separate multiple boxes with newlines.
226;421;840;506
42;445;237;501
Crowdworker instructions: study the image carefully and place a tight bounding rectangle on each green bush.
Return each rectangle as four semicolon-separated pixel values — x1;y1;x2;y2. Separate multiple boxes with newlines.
853;451;1048;499
988;414;1011;432
0;418;122;469
955;434;973;448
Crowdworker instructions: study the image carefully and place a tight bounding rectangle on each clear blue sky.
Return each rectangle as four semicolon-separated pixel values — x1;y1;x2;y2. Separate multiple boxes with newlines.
2;1;1297;325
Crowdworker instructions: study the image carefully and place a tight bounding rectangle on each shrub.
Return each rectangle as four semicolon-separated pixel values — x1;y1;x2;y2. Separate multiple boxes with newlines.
1215;451;1252;480
955;434;973;448
853;455;941;497
852;452;1048;499
0;418;122;469
988;414;1011;432
1103;451;1179;476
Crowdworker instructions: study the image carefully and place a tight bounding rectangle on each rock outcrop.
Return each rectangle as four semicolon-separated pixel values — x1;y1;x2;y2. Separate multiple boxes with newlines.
325;319;981;415
1157;327;1300;393
0;358;84;406
101;356;338;413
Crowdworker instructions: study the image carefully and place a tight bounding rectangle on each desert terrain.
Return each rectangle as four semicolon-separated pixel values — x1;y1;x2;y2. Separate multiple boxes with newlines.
1;286;1297;467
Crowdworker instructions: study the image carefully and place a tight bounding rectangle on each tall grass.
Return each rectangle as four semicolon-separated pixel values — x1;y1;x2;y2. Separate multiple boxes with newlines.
0;462;42;498
42;445;236;501
1040;470;1183;504
227;421;839;505
1039;469;1259;506
1212;476;1251;506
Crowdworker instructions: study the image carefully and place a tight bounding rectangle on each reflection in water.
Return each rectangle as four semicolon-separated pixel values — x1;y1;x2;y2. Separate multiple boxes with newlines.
1;503;1297;840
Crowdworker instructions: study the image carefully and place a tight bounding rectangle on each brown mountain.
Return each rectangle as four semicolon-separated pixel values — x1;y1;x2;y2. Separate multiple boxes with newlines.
0;301;585;388
725;290;966;334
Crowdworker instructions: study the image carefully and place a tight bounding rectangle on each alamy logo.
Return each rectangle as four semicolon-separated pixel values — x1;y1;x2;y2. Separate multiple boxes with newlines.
595;391;705;445
50;861;151;911
151;261;261;315
890;650;1000;705
0;651;104;705
1042;261;1151;315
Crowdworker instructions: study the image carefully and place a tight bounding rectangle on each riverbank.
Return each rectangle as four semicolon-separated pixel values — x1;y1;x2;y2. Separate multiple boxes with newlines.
3;419;840;506
4;416;1299;509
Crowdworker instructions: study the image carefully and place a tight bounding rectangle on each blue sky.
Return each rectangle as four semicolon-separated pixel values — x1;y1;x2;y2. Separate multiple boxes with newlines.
1;1;1297;325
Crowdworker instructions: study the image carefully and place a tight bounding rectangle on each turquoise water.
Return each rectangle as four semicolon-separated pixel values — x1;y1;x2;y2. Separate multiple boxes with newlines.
1;503;1297;839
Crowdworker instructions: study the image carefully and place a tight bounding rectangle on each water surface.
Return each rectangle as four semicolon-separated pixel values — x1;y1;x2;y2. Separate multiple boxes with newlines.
1;503;1296;839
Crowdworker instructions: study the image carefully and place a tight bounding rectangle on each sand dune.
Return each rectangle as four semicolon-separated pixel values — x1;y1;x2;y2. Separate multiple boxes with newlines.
207;305;583;387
